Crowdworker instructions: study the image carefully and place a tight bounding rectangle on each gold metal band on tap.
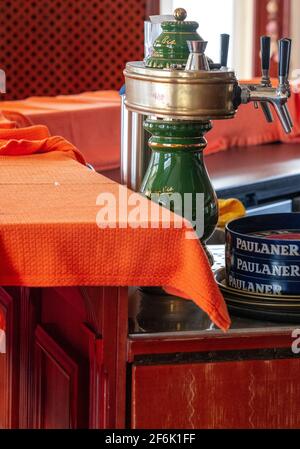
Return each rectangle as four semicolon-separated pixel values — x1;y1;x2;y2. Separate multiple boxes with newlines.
124;62;238;121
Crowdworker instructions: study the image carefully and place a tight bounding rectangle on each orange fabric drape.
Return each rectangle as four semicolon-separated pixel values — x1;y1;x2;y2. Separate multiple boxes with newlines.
0;125;230;331
0;91;121;171
0;125;86;165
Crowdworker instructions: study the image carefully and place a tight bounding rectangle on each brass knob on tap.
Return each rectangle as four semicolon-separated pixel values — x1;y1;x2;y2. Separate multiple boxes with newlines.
174;7;187;21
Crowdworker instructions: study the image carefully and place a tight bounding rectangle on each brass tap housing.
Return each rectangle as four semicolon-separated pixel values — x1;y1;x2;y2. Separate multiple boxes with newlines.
124;62;239;121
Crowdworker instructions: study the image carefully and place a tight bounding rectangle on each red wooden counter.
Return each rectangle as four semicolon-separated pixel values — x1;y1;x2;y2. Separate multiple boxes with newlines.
0;145;228;429
0;143;300;429
1;285;300;429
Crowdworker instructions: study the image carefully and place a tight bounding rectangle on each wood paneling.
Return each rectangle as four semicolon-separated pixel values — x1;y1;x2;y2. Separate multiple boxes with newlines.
0;288;19;429
132;358;300;429
128;331;295;361
18;288;40;428
2;281;299;429
40;286;128;428
33;325;83;429
83;325;106;429
81;287;128;429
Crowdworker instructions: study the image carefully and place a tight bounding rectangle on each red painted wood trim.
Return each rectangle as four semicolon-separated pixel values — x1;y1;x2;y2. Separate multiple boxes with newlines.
0;288;19;429
128;330;295;360
114;287;129;428
18;288;40;429
82;324;105;429
146;0;160;18
100;287;128;429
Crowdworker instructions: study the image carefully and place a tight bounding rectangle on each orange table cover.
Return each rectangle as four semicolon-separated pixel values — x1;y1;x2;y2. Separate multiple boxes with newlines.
0;91;121;171
0;138;230;331
1;83;300;172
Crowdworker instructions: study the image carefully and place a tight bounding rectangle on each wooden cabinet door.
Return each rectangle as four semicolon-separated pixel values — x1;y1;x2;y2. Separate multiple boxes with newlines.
33;325;89;429
0;288;19;429
131;358;300;429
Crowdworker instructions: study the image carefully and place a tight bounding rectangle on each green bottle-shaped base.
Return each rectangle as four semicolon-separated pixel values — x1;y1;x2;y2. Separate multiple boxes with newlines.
140;119;219;261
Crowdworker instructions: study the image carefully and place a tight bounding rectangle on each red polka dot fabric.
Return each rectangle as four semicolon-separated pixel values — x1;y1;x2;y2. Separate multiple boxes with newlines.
0;0;146;100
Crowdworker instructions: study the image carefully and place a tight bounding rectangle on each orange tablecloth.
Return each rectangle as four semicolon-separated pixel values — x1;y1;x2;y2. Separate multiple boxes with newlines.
0;149;230;331
0;91;121;172
1;84;300;174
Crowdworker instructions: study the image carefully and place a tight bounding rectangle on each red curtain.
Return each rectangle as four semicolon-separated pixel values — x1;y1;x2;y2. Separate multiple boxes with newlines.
0;0;159;100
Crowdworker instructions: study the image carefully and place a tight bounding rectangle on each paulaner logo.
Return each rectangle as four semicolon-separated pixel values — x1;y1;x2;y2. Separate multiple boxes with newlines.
96;186;205;240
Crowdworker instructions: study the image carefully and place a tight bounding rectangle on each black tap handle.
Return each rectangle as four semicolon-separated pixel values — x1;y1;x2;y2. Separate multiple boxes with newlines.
284;38;292;78
260;36;271;71
279;38;290;79
220;34;230;67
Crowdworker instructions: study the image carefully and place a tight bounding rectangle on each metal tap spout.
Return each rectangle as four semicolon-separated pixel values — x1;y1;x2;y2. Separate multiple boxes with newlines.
239;37;293;134
240;85;293;134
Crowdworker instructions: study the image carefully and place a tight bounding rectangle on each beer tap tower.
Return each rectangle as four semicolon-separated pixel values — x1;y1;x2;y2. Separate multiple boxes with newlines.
122;8;293;261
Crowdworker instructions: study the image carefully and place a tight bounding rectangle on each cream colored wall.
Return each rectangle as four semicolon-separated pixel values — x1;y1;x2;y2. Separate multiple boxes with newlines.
160;0;173;14
233;0;254;79
159;0;254;79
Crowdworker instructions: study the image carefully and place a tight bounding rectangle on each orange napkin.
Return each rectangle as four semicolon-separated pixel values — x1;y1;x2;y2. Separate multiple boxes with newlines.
0;125;230;331
218;198;246;228
0;111;17;129
0;125;86;165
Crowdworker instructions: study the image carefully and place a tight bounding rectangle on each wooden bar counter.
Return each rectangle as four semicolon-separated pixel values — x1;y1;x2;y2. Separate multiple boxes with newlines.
1;145;300;429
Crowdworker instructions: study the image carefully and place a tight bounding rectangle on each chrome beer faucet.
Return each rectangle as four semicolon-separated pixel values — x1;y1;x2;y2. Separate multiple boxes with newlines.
239;37;293;134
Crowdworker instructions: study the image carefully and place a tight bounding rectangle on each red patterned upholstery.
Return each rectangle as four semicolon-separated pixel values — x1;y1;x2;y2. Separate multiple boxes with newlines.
0;0;148;100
